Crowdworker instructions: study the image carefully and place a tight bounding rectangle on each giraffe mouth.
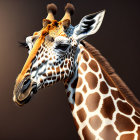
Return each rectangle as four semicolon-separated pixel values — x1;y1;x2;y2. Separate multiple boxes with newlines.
14;83;37;106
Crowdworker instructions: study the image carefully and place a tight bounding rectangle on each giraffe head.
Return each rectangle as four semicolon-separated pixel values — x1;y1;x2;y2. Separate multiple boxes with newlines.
13;3;105;106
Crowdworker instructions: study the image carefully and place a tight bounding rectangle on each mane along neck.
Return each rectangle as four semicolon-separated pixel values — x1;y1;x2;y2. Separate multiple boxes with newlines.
80;40;140;114
64;41;140;114
64;41;140;140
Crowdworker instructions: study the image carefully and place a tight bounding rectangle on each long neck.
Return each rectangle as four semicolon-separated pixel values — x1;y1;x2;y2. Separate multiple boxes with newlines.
64;43;140;140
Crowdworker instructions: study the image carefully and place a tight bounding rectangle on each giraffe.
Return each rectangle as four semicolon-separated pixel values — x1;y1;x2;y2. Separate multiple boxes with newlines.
13;3;140;140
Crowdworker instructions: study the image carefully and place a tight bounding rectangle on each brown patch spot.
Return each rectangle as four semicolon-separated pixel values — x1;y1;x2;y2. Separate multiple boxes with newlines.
100;81;108;94
85;72;98;90
45;82;48;87
75;92;83;106
56;67;60;73
71;78;78;88
86;92;100;112
68;61;71;68
102;68;115;87
99;74;102;79
40;79;43;83
52;66;55;70
77;108;86;122
40;48;43;53
82;126;95;140
117;101;133;115
61;71;65;77
54;62;57;65
100;125;118;140
69;103;74;111
48;71;52;77
89;60;99;72
66;76;72;83
47;77;51;80
120;133;134;140
73;117;79;131
100;97;115;120
78;69;82;75
77;77;82;88
32;67;37;72
67;91;71;97
80;63;87;71
38;63;41;67
89;115;102;130
115;113;135;132
66;70;69;75
132;116;140;124
60;63;64;68
111;90;125;100
45;55;48;58
137;127;140;140
82;51;89;62
82;85;87;93
42;60;46;63
41;54;44;57
52;77;56;80
65;59;68;64
36;51;39;56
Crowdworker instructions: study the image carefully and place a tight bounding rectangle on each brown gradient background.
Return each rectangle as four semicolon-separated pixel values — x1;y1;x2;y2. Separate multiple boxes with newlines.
0;0;140;139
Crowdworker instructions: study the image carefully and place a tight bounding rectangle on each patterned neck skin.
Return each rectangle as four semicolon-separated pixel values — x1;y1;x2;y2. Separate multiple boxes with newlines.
64;43;140;140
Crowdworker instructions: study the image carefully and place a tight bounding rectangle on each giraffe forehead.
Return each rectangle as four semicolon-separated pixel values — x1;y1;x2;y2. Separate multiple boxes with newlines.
41;20;67;37
33;20;67;38
33;20;68;48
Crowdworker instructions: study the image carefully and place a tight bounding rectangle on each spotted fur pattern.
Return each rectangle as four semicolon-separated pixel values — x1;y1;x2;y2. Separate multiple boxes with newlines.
27;36;76;89
64;44;140;140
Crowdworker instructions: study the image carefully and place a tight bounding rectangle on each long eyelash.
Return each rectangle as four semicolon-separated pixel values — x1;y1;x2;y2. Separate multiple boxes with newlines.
18;41;29;49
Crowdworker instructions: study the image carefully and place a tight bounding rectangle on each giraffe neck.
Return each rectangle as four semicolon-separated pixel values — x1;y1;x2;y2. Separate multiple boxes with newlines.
64;43;140;140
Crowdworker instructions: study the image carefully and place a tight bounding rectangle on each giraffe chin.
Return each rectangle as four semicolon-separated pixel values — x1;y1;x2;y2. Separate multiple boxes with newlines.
14;84;37;106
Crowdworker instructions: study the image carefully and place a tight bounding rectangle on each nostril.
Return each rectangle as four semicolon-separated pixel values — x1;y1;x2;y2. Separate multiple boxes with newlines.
21;78;31;93
23;78;30;86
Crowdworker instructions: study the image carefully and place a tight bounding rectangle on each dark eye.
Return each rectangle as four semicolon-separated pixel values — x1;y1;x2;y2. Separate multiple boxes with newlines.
32;38;36;42
55;44;69;52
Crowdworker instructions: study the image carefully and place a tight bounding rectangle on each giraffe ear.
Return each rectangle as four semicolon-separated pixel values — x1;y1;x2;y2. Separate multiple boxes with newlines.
72;10;105;41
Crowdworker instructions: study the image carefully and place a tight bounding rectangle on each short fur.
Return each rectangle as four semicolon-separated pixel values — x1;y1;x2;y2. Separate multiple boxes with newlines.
64;3;75;15
81;40;140;114
47;3;57;15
